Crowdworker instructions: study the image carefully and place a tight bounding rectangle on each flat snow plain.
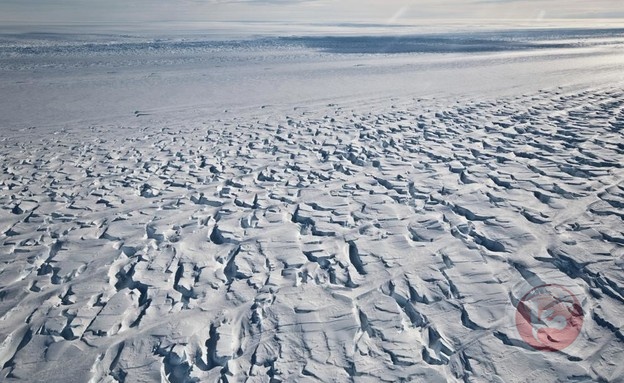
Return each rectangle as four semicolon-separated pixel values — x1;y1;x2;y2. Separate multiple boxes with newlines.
0;27;623;382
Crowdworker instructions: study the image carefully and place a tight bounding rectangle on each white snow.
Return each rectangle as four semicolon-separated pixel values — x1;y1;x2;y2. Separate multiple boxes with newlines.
0;27;623;382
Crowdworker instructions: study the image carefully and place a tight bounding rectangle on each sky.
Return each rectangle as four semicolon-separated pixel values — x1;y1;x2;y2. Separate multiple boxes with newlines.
1;0;623;26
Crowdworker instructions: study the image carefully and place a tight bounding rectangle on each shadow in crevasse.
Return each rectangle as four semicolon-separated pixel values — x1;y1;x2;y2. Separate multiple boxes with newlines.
280;28;624;54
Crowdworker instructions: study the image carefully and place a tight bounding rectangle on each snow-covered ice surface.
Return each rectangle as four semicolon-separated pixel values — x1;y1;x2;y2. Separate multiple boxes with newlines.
0;27;623;382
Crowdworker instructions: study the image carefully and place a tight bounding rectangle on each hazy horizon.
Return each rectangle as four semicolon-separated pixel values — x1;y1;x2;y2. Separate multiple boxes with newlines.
1;0;623;30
